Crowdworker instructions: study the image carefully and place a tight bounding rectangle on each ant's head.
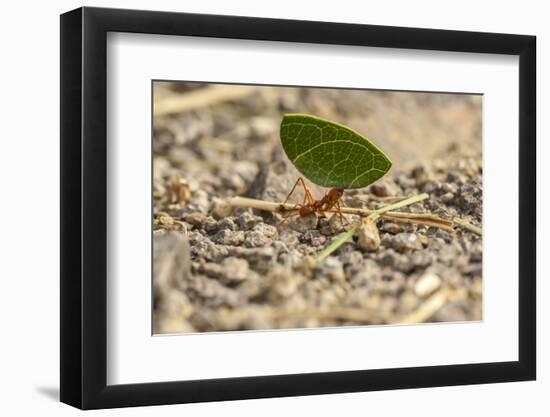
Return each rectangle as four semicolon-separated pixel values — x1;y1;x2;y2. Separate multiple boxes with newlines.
328;188;345;199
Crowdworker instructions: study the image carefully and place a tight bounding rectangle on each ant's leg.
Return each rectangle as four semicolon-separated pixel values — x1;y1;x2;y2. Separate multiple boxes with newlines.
279;204;303;224
304;187;316;207
297;177;316;206
278;178;303;225
281;177;310;206
279;209;295;224
281;177;302;206
279;177;317;225
335;200;350;225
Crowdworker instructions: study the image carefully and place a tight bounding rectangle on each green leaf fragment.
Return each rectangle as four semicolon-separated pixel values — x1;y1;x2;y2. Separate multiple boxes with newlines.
280;114;392;188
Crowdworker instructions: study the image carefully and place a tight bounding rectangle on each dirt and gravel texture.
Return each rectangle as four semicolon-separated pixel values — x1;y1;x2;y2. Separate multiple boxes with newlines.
152;82;482;334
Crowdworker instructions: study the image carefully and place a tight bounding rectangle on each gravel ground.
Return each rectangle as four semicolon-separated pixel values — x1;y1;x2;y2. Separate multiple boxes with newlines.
152;82;482;334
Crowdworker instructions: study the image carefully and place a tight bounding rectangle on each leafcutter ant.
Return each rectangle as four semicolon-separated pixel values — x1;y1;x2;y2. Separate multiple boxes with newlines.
279;177;349;224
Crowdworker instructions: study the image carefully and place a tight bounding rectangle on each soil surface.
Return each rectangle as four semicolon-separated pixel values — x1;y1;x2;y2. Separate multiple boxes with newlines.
153;82;482;334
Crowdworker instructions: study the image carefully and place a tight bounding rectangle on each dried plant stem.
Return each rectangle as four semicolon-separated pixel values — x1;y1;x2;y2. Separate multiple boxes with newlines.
315;224;360;264
229;196;453;231
210;305;392;327
453;217;482;236
395;290;449;324
366;193;429;221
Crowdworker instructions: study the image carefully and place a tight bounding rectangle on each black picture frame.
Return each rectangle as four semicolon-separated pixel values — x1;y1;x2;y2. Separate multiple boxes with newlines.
60;6;536;410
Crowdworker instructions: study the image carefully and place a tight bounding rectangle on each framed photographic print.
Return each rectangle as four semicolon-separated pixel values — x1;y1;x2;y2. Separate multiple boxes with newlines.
60;6;536;410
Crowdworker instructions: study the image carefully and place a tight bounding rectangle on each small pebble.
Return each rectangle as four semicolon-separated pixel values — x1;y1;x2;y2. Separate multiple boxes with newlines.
249;117;277;141
221;257;250;283
288;213;318;233
417;234;429;246
411;164;434;185
339;250;363;266
380;222;402;234
422;181;442;194
414;272;442;297
440;192;455;203
233;160;260;184
302;230;327;246
188;189;210;213
357;219;381;252
380;251;414;273
316;257;345;282
441;183;458;194
190;240;230;262
158;215;174;226
349;259;381;288
222;173;246;192
384;233;423;252
411;251;433;268
447;171;468;185
236;211;263;230
370;180;400;197
244;223;278;247
395;173;416;189
223;247;275;274
318;216;343;236
182;212;207;228
205;217;237;233
212;229;245;246
210;198;233;219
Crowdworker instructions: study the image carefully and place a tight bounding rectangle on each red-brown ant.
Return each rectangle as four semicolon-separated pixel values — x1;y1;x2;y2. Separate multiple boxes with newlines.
279;177;348;224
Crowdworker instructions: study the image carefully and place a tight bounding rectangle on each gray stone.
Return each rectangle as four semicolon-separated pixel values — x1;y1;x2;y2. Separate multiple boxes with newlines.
212;229;245;246
210;197;233;219
287;213;318;233
301;229;327;247
380;222;402;234
369;179;401;197
188;189;210;213
226;246;275;272
182;212;208;228
205;217;237;233
411;251;434;268
233;160;260;184
187;275;246;308
153;232;191;293
440;192;455;203
383;233;423;252
316;257;345;282
379;250;414;273
221;257;251;284
190;239;230;262
244;223;278;247
236;211;263;230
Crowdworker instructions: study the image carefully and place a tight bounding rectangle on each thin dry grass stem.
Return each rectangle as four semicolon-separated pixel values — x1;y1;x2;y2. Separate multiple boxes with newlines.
211;305;392;326
357;195;410;203
395;290;449;324
229;196;454;232
453;217;482;236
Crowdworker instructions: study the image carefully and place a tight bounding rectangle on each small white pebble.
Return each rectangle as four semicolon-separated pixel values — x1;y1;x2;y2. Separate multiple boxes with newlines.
414;272;442;297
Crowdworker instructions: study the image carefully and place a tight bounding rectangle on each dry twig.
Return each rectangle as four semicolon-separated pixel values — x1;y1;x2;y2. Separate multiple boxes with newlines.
229;196;454;231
